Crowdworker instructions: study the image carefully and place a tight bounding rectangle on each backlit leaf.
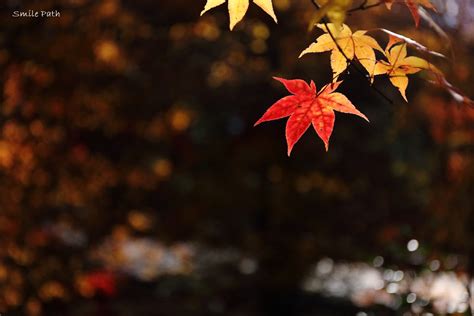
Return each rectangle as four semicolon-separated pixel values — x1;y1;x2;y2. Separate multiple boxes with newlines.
255;77;368;155
201;0;277;30
300;24;383;79
373;42;439;101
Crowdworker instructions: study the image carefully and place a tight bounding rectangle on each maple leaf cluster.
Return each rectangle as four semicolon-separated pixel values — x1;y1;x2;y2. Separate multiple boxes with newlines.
199;0;472;155
256;24;440;154
200;0;437;30
300;24;439;101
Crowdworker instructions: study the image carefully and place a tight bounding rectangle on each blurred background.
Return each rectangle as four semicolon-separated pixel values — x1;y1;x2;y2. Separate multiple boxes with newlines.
0;0;473;315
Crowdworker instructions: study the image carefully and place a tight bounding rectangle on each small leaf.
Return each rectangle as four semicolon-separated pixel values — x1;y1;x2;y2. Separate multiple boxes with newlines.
201;0;278;30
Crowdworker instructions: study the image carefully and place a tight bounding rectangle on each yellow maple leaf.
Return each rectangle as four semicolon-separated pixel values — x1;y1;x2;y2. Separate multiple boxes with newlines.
373;42;438;101
300;23;383;80
201;0;277;30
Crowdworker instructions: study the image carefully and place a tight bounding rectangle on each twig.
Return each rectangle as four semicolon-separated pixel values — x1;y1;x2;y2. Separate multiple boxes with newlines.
348;0;383;13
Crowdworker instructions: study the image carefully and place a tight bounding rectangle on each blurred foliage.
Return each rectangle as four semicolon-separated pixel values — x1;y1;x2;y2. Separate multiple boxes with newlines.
0;0;473;315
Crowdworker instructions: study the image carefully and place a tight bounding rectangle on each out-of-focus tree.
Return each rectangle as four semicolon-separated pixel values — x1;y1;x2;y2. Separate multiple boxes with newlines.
0;0;473;315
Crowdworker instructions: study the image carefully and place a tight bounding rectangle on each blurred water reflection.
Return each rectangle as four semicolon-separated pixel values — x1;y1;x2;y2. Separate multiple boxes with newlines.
92;237;194;281
90;231;474;315
303;258;472;314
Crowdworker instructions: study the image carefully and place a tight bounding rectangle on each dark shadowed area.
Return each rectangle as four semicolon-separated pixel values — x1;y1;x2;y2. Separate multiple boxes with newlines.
0;0;473;315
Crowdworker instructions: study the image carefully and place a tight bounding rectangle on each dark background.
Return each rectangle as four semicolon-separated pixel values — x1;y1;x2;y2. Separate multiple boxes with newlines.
0;0;473;315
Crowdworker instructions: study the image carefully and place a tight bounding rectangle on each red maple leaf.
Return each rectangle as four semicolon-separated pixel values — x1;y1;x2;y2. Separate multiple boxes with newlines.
384;0;436;27
255;77;369;155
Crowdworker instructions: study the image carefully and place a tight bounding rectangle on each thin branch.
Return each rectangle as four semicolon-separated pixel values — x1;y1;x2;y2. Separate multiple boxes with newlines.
310;0;393;104
348;0;383;13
